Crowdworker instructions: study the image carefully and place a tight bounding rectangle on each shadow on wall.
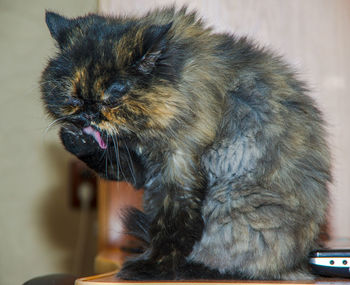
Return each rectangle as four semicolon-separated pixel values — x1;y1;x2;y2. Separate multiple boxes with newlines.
39;142;97;276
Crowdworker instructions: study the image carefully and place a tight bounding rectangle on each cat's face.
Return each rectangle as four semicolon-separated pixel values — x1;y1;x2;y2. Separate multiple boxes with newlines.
41;12;185;145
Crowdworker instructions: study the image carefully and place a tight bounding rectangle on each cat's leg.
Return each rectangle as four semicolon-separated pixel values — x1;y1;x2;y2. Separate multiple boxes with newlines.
187;181;320;280
175;262;245;280
59;124;145;187
280;268;314;281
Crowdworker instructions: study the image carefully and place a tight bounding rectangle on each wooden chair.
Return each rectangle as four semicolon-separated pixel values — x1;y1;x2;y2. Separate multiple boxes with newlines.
94;179;144;275
74;179;350;285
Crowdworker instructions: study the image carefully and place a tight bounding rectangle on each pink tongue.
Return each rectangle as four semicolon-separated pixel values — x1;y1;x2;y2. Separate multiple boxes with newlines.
83;126;107;149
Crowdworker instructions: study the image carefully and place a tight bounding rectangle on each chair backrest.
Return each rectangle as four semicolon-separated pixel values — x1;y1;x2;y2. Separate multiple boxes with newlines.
95;180;143;274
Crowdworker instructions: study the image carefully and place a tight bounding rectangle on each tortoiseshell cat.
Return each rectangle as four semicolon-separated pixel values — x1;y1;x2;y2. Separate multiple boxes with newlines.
41;7;331;280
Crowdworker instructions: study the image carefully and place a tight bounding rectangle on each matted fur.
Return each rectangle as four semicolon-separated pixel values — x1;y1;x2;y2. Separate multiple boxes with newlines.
41;7;331;280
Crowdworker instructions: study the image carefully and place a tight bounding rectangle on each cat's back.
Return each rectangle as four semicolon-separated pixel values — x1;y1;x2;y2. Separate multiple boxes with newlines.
200;32;331;200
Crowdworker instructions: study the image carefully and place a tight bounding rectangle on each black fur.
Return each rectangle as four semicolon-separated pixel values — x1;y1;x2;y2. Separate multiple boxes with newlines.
122;208;150;244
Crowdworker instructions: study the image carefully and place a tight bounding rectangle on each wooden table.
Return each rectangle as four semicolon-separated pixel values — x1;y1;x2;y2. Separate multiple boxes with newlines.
76;271;350;285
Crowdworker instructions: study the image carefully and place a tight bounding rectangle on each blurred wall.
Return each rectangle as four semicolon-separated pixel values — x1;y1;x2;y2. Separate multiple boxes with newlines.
0;1;97;284
99;0;350;241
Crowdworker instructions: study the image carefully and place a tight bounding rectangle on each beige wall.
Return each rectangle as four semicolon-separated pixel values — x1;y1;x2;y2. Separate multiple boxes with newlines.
0;1;97;284
99;0;350;240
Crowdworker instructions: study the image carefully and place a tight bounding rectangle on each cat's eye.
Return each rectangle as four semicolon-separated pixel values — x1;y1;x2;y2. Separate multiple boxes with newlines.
107;82;129;96
66;97;83;107
104;81;130;106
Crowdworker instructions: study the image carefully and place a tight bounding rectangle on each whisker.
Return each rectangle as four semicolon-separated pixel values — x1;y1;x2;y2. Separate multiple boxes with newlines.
42;116;69;144
111;136;121;180
112;136;120;180
106;136;116;175
44;116;67;132
97;133;109;164
105;148;108;179
124;143;137;185
98;146;107;163
112;136;127;181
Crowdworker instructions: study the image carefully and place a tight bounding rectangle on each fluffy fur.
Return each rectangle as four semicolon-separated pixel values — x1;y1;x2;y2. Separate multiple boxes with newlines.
41;7;331;280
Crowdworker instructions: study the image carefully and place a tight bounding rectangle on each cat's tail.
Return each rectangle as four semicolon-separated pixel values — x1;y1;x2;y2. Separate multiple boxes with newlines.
121;207;151;245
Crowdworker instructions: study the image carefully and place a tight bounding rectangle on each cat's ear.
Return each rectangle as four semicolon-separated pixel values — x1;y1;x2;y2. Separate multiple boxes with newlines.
45;11;73;44
137;22;173;74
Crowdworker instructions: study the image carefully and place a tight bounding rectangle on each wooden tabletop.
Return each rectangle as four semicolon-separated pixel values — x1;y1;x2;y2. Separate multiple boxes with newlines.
75;271;350;285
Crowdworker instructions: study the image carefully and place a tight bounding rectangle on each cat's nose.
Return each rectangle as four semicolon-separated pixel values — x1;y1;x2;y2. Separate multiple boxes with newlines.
85;114;94;121
72;114;90;128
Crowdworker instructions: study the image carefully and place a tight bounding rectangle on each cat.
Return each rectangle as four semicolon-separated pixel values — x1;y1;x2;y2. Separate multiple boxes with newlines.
41;7;331;280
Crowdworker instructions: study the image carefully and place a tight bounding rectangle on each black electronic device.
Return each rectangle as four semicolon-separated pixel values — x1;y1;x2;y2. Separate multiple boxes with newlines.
309;249;350;278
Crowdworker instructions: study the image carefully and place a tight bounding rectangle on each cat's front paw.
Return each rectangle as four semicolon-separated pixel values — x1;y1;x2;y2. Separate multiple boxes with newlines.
59;125;100;157
117;259;174;280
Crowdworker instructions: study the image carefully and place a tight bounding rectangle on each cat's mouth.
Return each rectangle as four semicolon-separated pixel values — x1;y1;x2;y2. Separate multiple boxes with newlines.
83;126;107;149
